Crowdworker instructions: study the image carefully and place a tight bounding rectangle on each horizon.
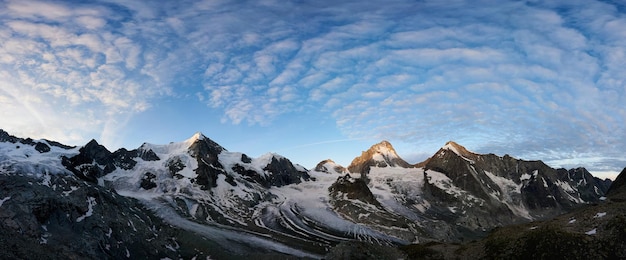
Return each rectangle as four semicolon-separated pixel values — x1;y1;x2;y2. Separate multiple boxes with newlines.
1;0;625;180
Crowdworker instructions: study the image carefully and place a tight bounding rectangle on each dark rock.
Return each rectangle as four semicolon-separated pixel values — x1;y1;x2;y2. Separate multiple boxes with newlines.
62;140;116;182
34;142;50;153
325;241;407;260
166;156;186;175
189;136;226;190
138;147;160;161
329;174;380;207
140;172;157;190
241;153;252;163
262;156;310;187
0;129;19;143
111;148;137;170
607;167;626;199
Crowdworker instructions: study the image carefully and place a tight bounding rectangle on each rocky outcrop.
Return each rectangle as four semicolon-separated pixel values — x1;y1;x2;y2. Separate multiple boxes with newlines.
262;155;310;187
61;140;116;182
329;174;381;207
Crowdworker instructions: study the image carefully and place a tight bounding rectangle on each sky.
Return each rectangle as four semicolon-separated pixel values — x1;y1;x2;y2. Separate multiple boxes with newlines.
1;0;625;179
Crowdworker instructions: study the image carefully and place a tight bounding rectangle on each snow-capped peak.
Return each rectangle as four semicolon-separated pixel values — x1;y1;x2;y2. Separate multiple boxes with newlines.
185;132;206;145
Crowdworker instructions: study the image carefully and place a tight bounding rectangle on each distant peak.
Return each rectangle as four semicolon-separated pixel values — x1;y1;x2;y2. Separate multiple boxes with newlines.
191;132;206;141
184;132;206;145
370;140;397;154
347;140;411;173
442;141;475;157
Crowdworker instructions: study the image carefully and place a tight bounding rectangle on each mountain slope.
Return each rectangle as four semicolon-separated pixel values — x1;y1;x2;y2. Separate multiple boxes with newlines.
415;166;626;259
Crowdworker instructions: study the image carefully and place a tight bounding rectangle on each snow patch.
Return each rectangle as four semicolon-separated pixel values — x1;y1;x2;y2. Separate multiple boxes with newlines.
585;228;597;235
594;212;607;218
76;197;96;222
0;196;10;207
62;186;79;196
483;171;531;219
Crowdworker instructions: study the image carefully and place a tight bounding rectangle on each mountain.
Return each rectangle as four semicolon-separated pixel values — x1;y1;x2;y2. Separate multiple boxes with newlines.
403;166;626;259
422;141;610;218
347;140;412;175
315;159;348;174
0;130;617;258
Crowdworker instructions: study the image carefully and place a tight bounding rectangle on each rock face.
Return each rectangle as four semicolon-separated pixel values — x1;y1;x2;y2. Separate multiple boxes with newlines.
422;141;610;216
0;173;221;259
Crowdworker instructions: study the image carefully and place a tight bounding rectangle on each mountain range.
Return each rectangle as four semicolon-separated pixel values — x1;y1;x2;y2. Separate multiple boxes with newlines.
0;129;621;259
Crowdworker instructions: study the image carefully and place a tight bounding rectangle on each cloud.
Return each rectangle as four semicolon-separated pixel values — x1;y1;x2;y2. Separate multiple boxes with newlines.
0;0;167;148
1;0;625;175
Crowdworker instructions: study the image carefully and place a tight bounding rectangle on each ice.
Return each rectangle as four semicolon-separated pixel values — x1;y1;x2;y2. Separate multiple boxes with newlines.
140;199;322;258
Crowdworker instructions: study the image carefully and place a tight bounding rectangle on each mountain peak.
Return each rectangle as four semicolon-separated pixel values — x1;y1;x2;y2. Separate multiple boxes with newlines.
185;132;206;144
347;140;411;174
442;141;475;157
315;159;348;174
368;140;399;158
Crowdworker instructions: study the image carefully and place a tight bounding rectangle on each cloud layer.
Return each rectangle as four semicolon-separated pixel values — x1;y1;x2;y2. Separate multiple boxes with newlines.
1;0;625;173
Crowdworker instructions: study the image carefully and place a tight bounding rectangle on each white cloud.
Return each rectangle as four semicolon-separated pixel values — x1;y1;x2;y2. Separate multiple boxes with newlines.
1;0;625;174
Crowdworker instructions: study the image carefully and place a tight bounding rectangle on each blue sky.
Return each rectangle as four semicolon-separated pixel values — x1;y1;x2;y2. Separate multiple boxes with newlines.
1;0;625;179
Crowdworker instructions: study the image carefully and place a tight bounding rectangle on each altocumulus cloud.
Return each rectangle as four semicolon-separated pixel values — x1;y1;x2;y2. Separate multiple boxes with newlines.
0;0;625;174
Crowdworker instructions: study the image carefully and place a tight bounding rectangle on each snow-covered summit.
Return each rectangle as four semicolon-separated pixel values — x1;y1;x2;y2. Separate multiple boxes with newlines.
186;131;206;143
